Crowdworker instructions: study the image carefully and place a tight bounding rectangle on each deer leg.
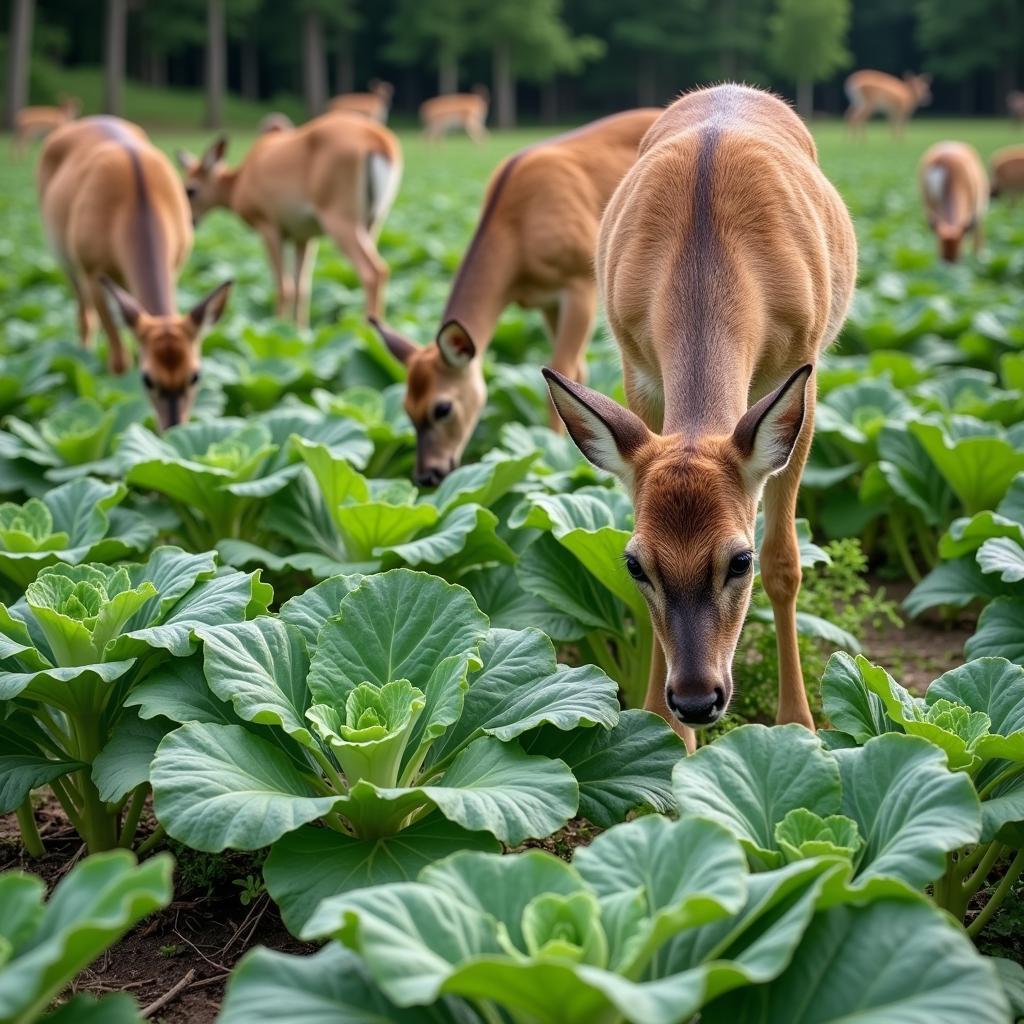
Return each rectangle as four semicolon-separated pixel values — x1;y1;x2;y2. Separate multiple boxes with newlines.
89;277;130;374
645;633;697;753
548;279;597;404
293;237;318;328
760;382;816;730
259;226;291;320
973;221;985;257
72;275;96;348
321;215;390;320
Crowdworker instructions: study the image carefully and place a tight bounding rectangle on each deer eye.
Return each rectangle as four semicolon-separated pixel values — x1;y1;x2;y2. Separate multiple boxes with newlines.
624;553;648;583
728;551;753;579
141;372;155;390
433;401;452;421
189;370;201;386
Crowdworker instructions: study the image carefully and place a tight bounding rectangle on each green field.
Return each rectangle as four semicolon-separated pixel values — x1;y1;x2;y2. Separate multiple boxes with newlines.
3;113;1024;1022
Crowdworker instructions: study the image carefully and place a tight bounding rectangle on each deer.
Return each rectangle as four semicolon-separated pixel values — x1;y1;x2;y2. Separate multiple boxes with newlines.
991;146;1024;204
12;95;80;157
1007;91;1024;122
258;112;295;134
329;80;394;123
543;85;857;751
370;108;661;486
919;141;988;261
38;116;232;431
845;70;932;138
178;110;402;326
420;86;490;143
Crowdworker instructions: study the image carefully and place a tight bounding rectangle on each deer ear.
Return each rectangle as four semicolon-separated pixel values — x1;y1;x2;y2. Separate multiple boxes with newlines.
369;316;418;365
176;148;197;171
188;280;233;333
437;320;476;368
100;276;143;329
732;365;812;486
543;368;651;486
202;135;228;172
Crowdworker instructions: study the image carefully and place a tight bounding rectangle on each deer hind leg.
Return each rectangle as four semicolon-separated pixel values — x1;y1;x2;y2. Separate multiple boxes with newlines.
293;238;318;328
544;280;598;430
88;277;130;374
760;381;817;730
258;226;291;320
72;274;96;348
320;214;389;320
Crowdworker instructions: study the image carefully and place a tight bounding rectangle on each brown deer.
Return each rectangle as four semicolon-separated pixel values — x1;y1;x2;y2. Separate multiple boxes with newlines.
13;95;80;156
1007;91;1024;122
370;108;661;485
991;145;1024;204
38;116;231;430
420;86;490;142
919;142;988;261
178;111;402;325
544;85;857;749
845;70;932;138
329;80;394;123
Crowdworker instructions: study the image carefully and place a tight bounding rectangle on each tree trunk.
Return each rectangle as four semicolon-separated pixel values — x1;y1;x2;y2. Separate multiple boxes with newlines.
205;0;226;129
335;30;354;94
439;52;457;94
493;42;515;128
104;0;126;115
4;0;34;131
302;9;327;115
637;59;657;107
541;78;558;123
240;38;259;100
796;79;813;120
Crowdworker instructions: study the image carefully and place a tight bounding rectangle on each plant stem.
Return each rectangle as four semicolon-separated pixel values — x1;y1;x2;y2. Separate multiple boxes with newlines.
119;784;148;849
135;824;166;856
953;841;991;881
309;746;347;794
968;849;1024;938
889;513;921;583
49;776;87;836
979;762;1024;800
964;842;1004;900
16;797;44;858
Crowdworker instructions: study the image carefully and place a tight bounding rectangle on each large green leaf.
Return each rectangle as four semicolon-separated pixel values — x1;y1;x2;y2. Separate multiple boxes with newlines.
978;536;1024;582
91;712;169;802
705;898;1010;1024
426;453;537;515
672;725;841;867
264;817;500;935
462;564;584;643
927;658;1024;739
904;556;1017;617
151;723;336;851
966;598;1024;664
0;851;172;1024
380;504;516;575
278;573;364;649
820;651;900;742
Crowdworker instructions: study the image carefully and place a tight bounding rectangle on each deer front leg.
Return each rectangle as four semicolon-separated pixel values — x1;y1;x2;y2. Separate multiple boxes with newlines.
645;631;697;753
760;384;816;730
259;226;291;320
545;280;597;430
293;238;318;328
321;214;390;320
89;277;130;374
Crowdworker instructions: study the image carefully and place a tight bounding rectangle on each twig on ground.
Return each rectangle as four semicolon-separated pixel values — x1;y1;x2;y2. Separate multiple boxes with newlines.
141;968;196;1019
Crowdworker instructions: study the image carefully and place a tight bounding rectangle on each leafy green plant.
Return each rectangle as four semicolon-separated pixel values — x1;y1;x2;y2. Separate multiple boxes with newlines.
220;815;1011;1024
144;570;682;932
0;478;156;591
117;408;372;549
0;850;172;1024
818;653;1024;933
0;546;272;853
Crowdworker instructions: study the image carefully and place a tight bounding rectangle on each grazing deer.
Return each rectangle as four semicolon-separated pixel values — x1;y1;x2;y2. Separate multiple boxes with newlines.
991;146;1024;204
13;95;80;156
371;108;661;485
38;116;231;430
544;85;857;748
845;70;932;138
1007;91;1024;122
178;111;402;325
420;86;490;142
919;142;988;261
258;112;295;134
329;80;394;123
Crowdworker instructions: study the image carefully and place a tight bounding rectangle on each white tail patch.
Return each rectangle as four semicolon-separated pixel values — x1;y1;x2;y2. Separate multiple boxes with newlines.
366;152;401;235
924;164;947;204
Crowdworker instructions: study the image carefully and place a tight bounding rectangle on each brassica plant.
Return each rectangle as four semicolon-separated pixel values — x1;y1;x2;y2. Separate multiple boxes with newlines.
0;850;172;1024
0;546;272;853
0;478;156;591
219;815;1011;1024
145;570;682;931
818;652;1024;932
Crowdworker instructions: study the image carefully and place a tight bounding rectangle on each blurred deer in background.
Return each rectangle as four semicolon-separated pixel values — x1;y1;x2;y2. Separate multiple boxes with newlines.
990;146;1024;204
372;108;661;486
420;86;490;142
38;116;231;429
845;70;932;138
13;95;80;157
1007;91;1024;122
178;110;402;325
545;85;857;749
920;141;988;261
330;80;394;123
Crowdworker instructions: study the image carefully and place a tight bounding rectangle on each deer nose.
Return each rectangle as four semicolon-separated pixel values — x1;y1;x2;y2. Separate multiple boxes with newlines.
415;466;447;488
666;686;726;726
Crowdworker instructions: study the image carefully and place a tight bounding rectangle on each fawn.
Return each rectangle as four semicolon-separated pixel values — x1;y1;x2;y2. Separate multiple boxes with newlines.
845;70;932;139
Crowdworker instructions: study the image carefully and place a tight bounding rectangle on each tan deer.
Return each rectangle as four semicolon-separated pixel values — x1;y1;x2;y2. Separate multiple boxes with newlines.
1007;91;1024;122
329;80;394;123
258;112;295;134
919;142;988;261
13;95;80;156
420;86;490;142
370;108;661;485
991;145;1024;204
845;70;932;138
544;85;857;749
38;116;232;430
178;111;402;325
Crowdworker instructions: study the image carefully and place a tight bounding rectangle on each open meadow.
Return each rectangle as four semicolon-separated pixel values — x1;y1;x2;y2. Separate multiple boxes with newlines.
3;111;1024;1022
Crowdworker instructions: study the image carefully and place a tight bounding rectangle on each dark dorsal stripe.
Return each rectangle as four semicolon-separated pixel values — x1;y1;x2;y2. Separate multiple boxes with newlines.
126;149;173;316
